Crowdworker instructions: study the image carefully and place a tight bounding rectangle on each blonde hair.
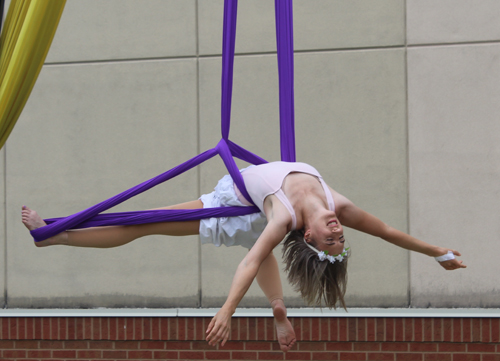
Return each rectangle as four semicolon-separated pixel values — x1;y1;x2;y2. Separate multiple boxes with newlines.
282;230;349;309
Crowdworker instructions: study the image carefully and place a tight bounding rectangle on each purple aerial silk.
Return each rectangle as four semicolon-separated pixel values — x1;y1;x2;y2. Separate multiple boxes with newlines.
31;0;295;242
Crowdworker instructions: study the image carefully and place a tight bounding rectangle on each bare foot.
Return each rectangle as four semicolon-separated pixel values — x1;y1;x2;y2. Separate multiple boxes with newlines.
271;299;296;352
21;206;66;247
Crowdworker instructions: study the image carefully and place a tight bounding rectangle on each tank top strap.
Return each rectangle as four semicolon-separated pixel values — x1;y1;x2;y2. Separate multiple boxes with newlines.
319;178;335;213
274;189;297;230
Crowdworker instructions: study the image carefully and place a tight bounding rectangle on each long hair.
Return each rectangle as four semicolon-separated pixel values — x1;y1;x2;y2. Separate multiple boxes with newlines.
282;230;349;309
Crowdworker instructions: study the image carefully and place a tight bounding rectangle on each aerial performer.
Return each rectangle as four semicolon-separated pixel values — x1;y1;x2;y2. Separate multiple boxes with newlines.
21;161;466;351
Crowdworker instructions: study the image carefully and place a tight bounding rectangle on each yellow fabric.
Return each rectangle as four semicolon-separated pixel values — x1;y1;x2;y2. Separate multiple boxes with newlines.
0;0;66;149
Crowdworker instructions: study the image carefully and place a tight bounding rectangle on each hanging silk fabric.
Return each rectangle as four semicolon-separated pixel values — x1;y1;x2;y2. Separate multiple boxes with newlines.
0;0;66;149
31;0;296;242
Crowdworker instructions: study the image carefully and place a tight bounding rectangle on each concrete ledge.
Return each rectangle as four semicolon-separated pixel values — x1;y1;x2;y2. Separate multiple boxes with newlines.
1;308;499;318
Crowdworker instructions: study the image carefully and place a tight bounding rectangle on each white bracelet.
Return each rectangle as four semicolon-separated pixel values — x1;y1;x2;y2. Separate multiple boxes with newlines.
435;251;455;262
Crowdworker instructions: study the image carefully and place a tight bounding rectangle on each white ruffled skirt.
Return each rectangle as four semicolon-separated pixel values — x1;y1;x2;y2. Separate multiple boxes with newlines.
199;173;267;249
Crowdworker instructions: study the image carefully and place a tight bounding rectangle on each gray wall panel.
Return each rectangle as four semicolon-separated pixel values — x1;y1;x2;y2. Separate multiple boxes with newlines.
6;60;200;307
46;0;197;63
407;0;500;45
408;44;500;307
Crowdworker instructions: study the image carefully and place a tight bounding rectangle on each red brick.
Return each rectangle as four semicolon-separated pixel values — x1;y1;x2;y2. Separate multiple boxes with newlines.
482;318;491;343
297;341;324;351
168;317;179;340
206;351;231;359
191;340;215;350
151;317;160;340
59;317;68;340
15;340;38;349
33;318;42;339
53;350;77;358
367;352;395;361
443;318;452;342
17;317;26;339
144;317;152;340
366;318;375;342
311;352;339;360
154;350;179;359
231;317;240;340
67;317;76;340
330;318;339;341
338;318;348;342
471;318;481;342
395;318;404;342
83;317;91;339
0;340;15;349
92;318;101;340
160;317;169;340
453;318;462;343
285;351;311;360
128;350;153;359
75;317;84;339
410;342;438;352
165;341;191;350
376;318;385;342
381;342;408;352
248;317;257;340
357;318;366;341
424;353;451;361
88;340;113;349
386;318;395;341
140;341;165;349
291;319;300;342
238;318;248;340
2;350;27;358
348;318;357;341
246;341;272;350
114;340;139;349
325;342;352;351
125;317;134;340
222;341;245;350
453;354;481;361
102;350;127;359
414;318;423;342
26;350;51;358
339;352;366;360
467;343;495;352
483;355;500;361
179;350;205;359
311;317;320;341
422;318;432;342
116;317;125;340
100;317;109;340
432;318;443;342
320;318;329;341
404;318;413;342
259;351;285;360
396;353;423;361
43;317;50;339
27;317;35;340
353;342;380;351
257;318;266;341
301;318;312;341
187;317;195;340
462;318;471;342
491;318;499;343
438;343;466;352
39;340;65;349
77;350;102;358
232;351;258;359
177;317;187;340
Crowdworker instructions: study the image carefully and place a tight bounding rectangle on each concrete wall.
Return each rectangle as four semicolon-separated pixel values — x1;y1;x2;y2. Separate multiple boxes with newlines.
1;0;498;308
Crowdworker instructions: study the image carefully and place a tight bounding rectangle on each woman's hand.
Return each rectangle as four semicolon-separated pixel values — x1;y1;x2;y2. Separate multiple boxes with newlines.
206;307;233;347
435;248;467;270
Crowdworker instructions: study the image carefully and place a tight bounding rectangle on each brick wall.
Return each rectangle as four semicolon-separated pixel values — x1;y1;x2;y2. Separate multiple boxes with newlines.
0;316;499;360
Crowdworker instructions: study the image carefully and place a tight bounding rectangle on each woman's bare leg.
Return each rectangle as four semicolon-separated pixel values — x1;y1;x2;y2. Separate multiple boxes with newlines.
256;252;296;352
22;200;203;248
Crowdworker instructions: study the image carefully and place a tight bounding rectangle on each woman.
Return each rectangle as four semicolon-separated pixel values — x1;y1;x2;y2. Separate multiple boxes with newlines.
22;161;466;351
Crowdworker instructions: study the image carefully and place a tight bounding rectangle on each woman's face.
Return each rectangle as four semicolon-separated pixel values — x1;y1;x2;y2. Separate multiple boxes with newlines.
305;212;345;255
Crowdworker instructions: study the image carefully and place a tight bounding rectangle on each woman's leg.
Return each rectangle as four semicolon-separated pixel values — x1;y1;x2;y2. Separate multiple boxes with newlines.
22;200;203;248
256;252;296;352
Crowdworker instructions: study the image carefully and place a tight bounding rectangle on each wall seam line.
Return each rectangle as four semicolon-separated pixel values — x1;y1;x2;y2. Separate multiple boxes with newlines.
404;0;411;308
195;0;202;309
3;145;7;309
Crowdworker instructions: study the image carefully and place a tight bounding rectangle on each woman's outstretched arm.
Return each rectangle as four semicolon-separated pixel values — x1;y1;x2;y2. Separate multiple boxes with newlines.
205;218;288;347
335;193;466;271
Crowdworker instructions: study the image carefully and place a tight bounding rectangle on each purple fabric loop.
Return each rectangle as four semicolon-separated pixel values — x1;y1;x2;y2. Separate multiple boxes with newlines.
31;0;296;242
